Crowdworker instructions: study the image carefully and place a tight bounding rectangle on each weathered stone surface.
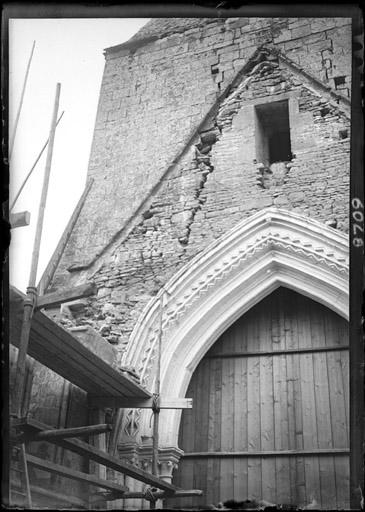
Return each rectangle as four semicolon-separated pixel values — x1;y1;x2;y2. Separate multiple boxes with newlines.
49;17;350;276
46;17;350;354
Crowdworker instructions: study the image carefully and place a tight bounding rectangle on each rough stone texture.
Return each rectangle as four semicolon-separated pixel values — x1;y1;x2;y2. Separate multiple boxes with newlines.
51;17;351;276
47;18;350;356
15;17;351;507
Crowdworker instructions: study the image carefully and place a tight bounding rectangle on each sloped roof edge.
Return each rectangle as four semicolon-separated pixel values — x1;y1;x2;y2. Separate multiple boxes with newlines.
104;18;224;55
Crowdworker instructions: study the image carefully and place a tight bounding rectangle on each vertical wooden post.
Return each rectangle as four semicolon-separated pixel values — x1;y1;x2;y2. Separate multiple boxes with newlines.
150;292;165;509
9;40;36;160
13;83;61;417
28;82;61;289
11;83;61;509
19;443;32;507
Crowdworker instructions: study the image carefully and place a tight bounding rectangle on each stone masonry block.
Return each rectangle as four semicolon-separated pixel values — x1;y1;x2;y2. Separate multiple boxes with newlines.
291;25;312;39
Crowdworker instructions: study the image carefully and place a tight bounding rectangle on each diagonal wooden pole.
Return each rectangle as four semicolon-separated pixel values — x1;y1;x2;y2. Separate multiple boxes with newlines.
9;41;36;161
10;111;65;212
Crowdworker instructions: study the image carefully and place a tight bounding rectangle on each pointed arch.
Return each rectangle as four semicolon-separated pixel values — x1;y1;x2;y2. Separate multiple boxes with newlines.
126;208;349;446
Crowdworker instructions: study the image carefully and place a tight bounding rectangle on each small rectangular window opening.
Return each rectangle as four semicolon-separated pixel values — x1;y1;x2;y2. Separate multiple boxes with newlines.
255;100;292;166
334;76;346;88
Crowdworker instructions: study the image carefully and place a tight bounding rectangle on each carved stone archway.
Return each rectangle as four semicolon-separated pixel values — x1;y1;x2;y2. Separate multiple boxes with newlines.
124;207;349;456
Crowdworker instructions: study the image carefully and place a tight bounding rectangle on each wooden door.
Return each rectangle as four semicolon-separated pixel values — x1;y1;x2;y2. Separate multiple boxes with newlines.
170;287;349;509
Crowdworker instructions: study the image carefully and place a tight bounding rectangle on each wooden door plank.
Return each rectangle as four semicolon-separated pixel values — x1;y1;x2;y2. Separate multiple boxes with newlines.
247;355;260;452
233;457;247;501
312;348;333;435
260;301;275;504
248;457;261;501
334;456;350;509
193;458;206;509
210;357;220;506
287;353;302;505
247;313;261;501
221;358;234;452
247;298;261;502
278;354;289;451
304;455;322;509
276;356;291;504
233;333;247;506
292;351;306;505
207;358;217;452
220;356;234;501
233;355;248;501
323;306;349;446
193;359;209;508
237;313;248;353
288;291;302;504
275;456;291;505
261;357;276;504
295;456;306;507
327;351;348;448
205;358;216;506
213;358;222;454
299;308;318;451
233;356;247;451
298;300;321;507
319;455;338;510
312;345;337;509
340;351;350;442
277;296;291;503
327;350;350;510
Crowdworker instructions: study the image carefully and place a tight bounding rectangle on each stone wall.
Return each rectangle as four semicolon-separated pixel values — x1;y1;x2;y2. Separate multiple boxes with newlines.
48;18;351;361
52;17;351;276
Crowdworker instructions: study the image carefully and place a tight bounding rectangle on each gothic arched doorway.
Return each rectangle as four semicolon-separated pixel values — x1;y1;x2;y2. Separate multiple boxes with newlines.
171;287;349;509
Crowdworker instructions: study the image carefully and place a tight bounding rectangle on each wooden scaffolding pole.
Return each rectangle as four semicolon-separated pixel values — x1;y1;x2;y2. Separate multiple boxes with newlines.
11;83;61;509
150;291;165;509
9;41;36;160
10;111;64;212
13;82;61;417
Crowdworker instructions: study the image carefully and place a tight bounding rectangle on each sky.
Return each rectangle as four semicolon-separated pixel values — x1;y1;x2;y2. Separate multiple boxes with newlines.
9;18;149;292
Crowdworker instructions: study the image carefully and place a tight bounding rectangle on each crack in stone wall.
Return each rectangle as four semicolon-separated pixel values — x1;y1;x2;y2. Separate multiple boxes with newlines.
44;19;351;360
178;127;220;245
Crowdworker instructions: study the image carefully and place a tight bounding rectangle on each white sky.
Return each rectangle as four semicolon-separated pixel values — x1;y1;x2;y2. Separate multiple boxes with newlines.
9;18;149;292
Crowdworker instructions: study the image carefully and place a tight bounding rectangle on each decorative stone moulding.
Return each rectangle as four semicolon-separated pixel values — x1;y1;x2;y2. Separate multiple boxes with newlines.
124;207;349;448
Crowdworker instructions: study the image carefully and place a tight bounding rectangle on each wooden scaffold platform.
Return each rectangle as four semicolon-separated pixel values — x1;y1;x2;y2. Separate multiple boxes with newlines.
8;80;202;509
